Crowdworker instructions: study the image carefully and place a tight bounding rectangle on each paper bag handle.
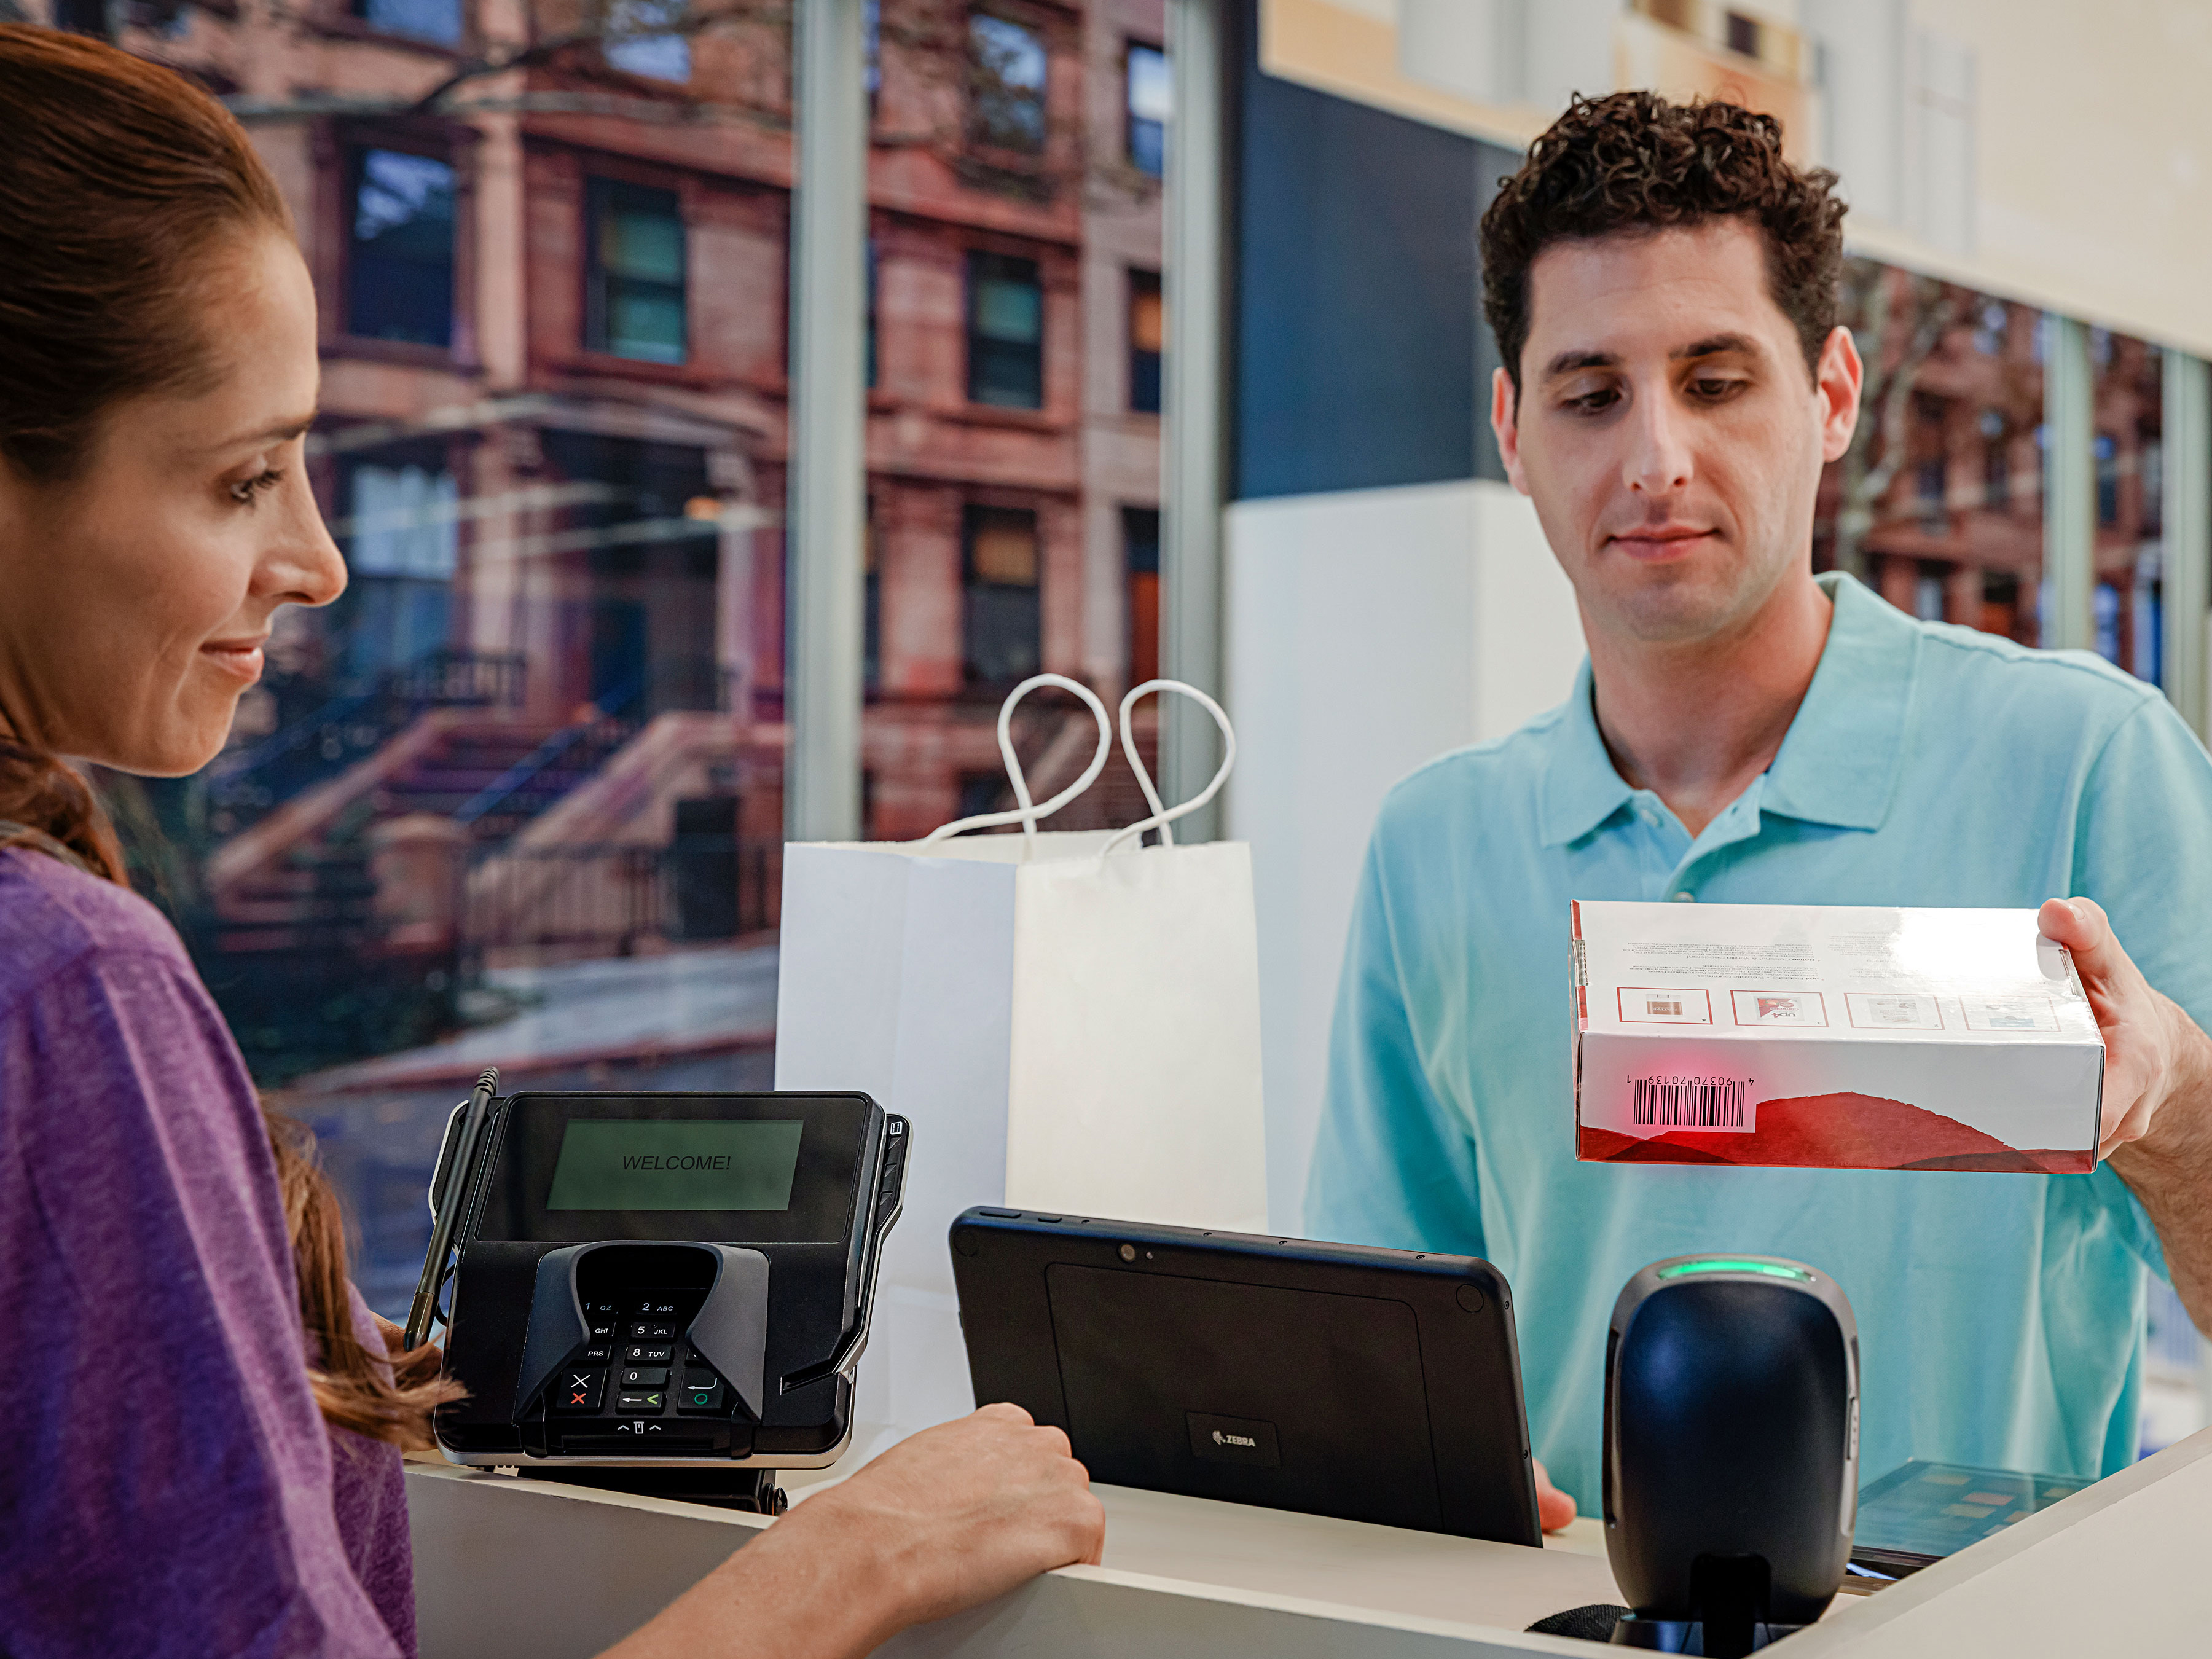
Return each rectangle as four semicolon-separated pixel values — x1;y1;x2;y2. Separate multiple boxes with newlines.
1102;680;1236;857
915;673;1112;856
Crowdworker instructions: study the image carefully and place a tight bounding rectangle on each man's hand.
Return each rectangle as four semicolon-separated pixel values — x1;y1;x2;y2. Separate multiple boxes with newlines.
2040;897;2212;1337
605;1404;1103;1659
1534;1457;1577;1534
2037;897;2208;1156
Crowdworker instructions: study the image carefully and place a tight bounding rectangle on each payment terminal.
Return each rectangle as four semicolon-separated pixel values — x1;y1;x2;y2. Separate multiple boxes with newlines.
417;1087;905;1507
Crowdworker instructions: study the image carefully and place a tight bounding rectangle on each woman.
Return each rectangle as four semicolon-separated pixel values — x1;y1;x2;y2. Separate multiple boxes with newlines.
0;26;1102;1657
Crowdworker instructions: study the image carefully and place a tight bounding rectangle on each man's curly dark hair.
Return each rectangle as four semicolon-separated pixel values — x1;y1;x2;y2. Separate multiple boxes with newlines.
1481;92;1846;401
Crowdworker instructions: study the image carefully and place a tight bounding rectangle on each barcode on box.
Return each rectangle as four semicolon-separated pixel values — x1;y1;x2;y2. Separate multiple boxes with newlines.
1631;1077;1749;1129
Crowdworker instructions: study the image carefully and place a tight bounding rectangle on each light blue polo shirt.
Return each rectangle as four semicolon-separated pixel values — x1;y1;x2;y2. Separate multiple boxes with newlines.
1307;571;2210;1512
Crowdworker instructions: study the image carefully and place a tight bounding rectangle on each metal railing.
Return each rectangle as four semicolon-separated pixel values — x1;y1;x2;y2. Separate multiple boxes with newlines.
461;839;779;959
209;648;528;831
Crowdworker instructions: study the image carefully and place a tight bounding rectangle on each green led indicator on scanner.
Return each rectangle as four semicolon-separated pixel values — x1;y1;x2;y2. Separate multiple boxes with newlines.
1657;1259;1812;1282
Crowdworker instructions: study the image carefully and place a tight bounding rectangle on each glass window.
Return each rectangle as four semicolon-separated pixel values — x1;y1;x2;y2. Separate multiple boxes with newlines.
967;250;1043;409
100;4;1163;1326
605;0;691;82
963;505;1041;687
347;148;455;347
1129;269;1163;415
353;0;462;45
1126;42;1169;178
969;12;1047;154
587;178;687;364
1815;260;2044;643
1124;505;1160;688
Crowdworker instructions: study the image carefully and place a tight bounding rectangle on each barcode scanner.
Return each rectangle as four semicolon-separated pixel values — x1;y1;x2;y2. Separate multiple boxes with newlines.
1603;1255;1859;1656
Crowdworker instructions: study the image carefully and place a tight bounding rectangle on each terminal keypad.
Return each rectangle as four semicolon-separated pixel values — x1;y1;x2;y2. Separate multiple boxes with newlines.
550;1287;731;1421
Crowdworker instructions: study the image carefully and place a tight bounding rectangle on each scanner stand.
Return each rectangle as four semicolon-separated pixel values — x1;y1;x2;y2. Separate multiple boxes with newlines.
1610;1552;1809;1655
1609;1615;1808;1653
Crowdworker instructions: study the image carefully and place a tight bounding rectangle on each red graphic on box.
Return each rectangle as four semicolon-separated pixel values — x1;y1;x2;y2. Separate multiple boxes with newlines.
1728;989;1828;1027
1576;1091;2092;1174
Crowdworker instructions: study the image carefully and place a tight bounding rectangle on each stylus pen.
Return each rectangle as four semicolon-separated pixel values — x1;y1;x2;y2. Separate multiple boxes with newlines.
404;1066;500;1352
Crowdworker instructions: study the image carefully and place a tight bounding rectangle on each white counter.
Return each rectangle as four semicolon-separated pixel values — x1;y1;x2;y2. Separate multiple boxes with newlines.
408;1424;2212;1657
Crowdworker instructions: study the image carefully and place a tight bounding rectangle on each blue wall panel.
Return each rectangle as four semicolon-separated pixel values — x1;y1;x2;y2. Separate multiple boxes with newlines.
1231;0;1518;500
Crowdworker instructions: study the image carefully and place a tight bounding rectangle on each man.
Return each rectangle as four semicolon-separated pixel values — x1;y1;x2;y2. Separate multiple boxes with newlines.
1306;92;2212;1521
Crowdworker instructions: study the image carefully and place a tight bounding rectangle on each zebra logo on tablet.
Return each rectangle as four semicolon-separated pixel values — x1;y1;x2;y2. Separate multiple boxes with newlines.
1188;1411;1280;1467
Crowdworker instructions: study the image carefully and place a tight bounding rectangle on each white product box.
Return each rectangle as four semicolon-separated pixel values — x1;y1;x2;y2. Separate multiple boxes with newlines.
1571;900;2104;1173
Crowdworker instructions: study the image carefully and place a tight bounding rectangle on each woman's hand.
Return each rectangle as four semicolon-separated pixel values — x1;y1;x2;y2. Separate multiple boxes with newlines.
783;1402;1105;1626
605;1403;1103;1659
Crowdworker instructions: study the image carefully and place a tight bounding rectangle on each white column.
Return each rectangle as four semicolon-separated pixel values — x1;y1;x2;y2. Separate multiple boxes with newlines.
1162;0;1228;839
2162;350;2210;740
2043;314;2095;653
785;0;869;841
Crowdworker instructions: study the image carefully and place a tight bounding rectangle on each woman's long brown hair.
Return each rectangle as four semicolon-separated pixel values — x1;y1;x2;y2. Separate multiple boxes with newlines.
0;27;457;1448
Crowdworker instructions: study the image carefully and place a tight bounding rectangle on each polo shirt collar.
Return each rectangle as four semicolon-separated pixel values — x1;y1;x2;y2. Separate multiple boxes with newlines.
1539;571;1915;847
1760;571;1915;831
1540;660;1634;847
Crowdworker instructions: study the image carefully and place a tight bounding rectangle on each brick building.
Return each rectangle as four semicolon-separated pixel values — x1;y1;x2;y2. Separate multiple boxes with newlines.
1815;264;2165;677
38;0;1169;1065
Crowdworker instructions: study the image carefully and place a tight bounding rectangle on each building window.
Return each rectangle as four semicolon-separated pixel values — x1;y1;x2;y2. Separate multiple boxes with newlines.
1124;506;1160;688
604;0;691;82
1913;563;1946;624
863;496;882;696
967;251;1043;409
1128;269;1163;415
587;178;686;365
1979;409;2009;509
866;0;882;105
968;12;1047;154
1915;455;1947;534
339;460;459;677
346;148;456;348
2095;581;2123;664
1126;41;1168;178
352;0;462;45
865;240;880;390
963;505;1041;687
53;0;108;36
2095;432;2120;525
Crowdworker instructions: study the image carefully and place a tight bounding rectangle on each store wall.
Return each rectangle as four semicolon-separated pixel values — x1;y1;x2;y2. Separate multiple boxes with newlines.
1226;480;1580;1226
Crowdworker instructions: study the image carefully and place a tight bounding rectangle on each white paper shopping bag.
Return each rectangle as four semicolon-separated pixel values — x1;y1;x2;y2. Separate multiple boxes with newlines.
774;676;1268;1438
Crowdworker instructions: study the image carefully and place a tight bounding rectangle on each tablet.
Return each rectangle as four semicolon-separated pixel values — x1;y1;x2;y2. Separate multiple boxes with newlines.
1848;1459;2088;1576
949;1209;1543;1546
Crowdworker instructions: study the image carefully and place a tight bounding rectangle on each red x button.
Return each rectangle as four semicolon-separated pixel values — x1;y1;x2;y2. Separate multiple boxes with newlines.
553;1370;604;1411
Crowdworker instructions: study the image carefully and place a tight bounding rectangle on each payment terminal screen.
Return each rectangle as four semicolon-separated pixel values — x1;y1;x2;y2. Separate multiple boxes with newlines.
545;1119;806;1212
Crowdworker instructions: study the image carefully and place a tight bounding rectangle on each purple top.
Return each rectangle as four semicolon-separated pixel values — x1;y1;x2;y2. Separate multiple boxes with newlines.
0;848;413;1657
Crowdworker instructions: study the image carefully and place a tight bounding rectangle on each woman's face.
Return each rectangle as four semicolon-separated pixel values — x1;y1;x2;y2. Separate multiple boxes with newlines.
0;230;345;775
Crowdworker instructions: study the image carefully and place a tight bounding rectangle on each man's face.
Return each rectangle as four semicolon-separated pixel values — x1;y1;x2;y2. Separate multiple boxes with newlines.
1492;218;1861;647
